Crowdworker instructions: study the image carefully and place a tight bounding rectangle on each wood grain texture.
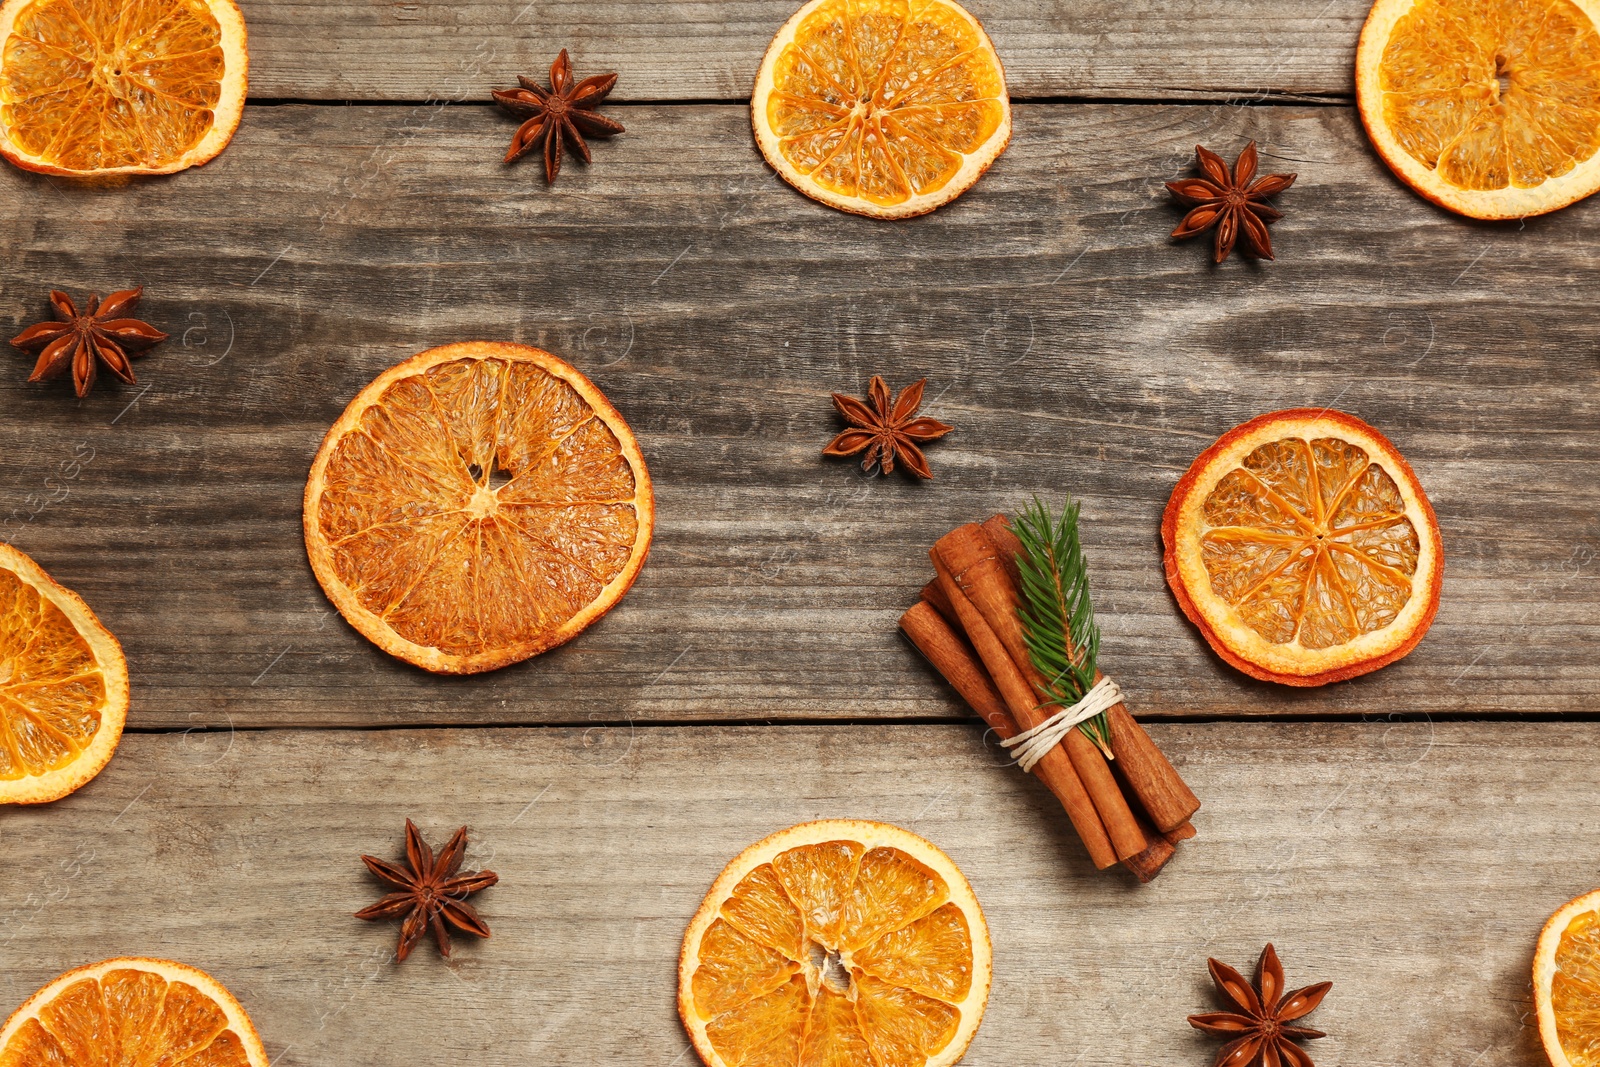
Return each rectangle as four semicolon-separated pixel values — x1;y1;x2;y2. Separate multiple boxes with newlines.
239;0;1365;103
0;102;1596;728
0;721;1588;1066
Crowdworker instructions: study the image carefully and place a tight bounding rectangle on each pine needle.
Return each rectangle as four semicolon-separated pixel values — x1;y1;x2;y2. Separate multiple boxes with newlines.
1011;496;1114;756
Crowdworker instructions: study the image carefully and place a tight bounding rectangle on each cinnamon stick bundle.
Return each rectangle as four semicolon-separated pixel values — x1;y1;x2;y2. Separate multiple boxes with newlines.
899;512;1201;882
926;552;1120;870
981;515;1201;833
903;595;1181;879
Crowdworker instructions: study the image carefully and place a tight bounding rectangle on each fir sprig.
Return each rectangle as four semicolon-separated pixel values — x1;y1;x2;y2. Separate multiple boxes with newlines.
1012;496;1114;756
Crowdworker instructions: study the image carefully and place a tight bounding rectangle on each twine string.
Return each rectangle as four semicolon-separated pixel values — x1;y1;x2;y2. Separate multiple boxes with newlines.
1000;676;1121;772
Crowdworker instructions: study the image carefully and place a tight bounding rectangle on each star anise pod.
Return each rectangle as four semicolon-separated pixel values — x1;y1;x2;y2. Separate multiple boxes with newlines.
823;375;954;480
11;287;168;398
355;819;499;961
1166;142;1296;262
492;49;625;183
1188;944;1332;1067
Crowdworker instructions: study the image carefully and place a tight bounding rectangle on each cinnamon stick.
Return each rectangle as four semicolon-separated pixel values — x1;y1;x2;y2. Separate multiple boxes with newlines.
1105;705;1201;832
900;601;1015;740
981;513;1201;833
1063;731;1150;860
980;513;1027;587
929;551;1119;870
1122;811;1176;883
935;525;1151;862
934;524;1038;677
920;579;956;625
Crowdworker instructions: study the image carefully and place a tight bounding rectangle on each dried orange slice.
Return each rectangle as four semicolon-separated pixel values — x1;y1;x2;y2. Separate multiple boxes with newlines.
1537;889;1600;1067
0;0;248;177
1162;409;1443;687
0;957;269;1066
1356;0;1600;218
0;543;127;805
678;820;991;1067
752;0;1011;219
304;341;654;675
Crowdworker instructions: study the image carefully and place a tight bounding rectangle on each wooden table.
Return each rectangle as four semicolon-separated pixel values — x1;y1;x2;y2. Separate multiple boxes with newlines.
2;0;1597;1063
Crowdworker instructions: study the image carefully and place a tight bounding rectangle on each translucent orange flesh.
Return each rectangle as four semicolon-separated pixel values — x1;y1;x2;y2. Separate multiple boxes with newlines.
767;0;1005;205
690;841;973;1067
1555;910;1600;1066
1;0;226;170
0;569;104;781
0;970;251;1066
316;357;641;657
1378;0;1600;189
1198;436;1420;650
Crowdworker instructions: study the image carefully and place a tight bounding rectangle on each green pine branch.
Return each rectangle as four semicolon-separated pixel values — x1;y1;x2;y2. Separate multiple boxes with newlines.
1011;496;1113;757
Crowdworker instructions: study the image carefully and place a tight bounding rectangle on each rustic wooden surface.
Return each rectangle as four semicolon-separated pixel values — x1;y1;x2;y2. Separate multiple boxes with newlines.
0;103;1596;726
3;2;1599;1064
1;723;1589;1067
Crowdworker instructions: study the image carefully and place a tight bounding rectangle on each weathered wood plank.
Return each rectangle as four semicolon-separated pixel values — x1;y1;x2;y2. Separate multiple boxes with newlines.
1;722;1587;1066
0;103;1596;728
241;0;1363;102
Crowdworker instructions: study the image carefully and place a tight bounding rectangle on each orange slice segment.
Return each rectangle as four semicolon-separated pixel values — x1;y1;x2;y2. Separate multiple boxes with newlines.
303;341;654;675
1356;0;1600;217
679;820;991;1067
752;0;1011;218
1537;889;1600;1067
0;543;127;805
0;958;269;1066
0;0;248;177
1162;409;1443;686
